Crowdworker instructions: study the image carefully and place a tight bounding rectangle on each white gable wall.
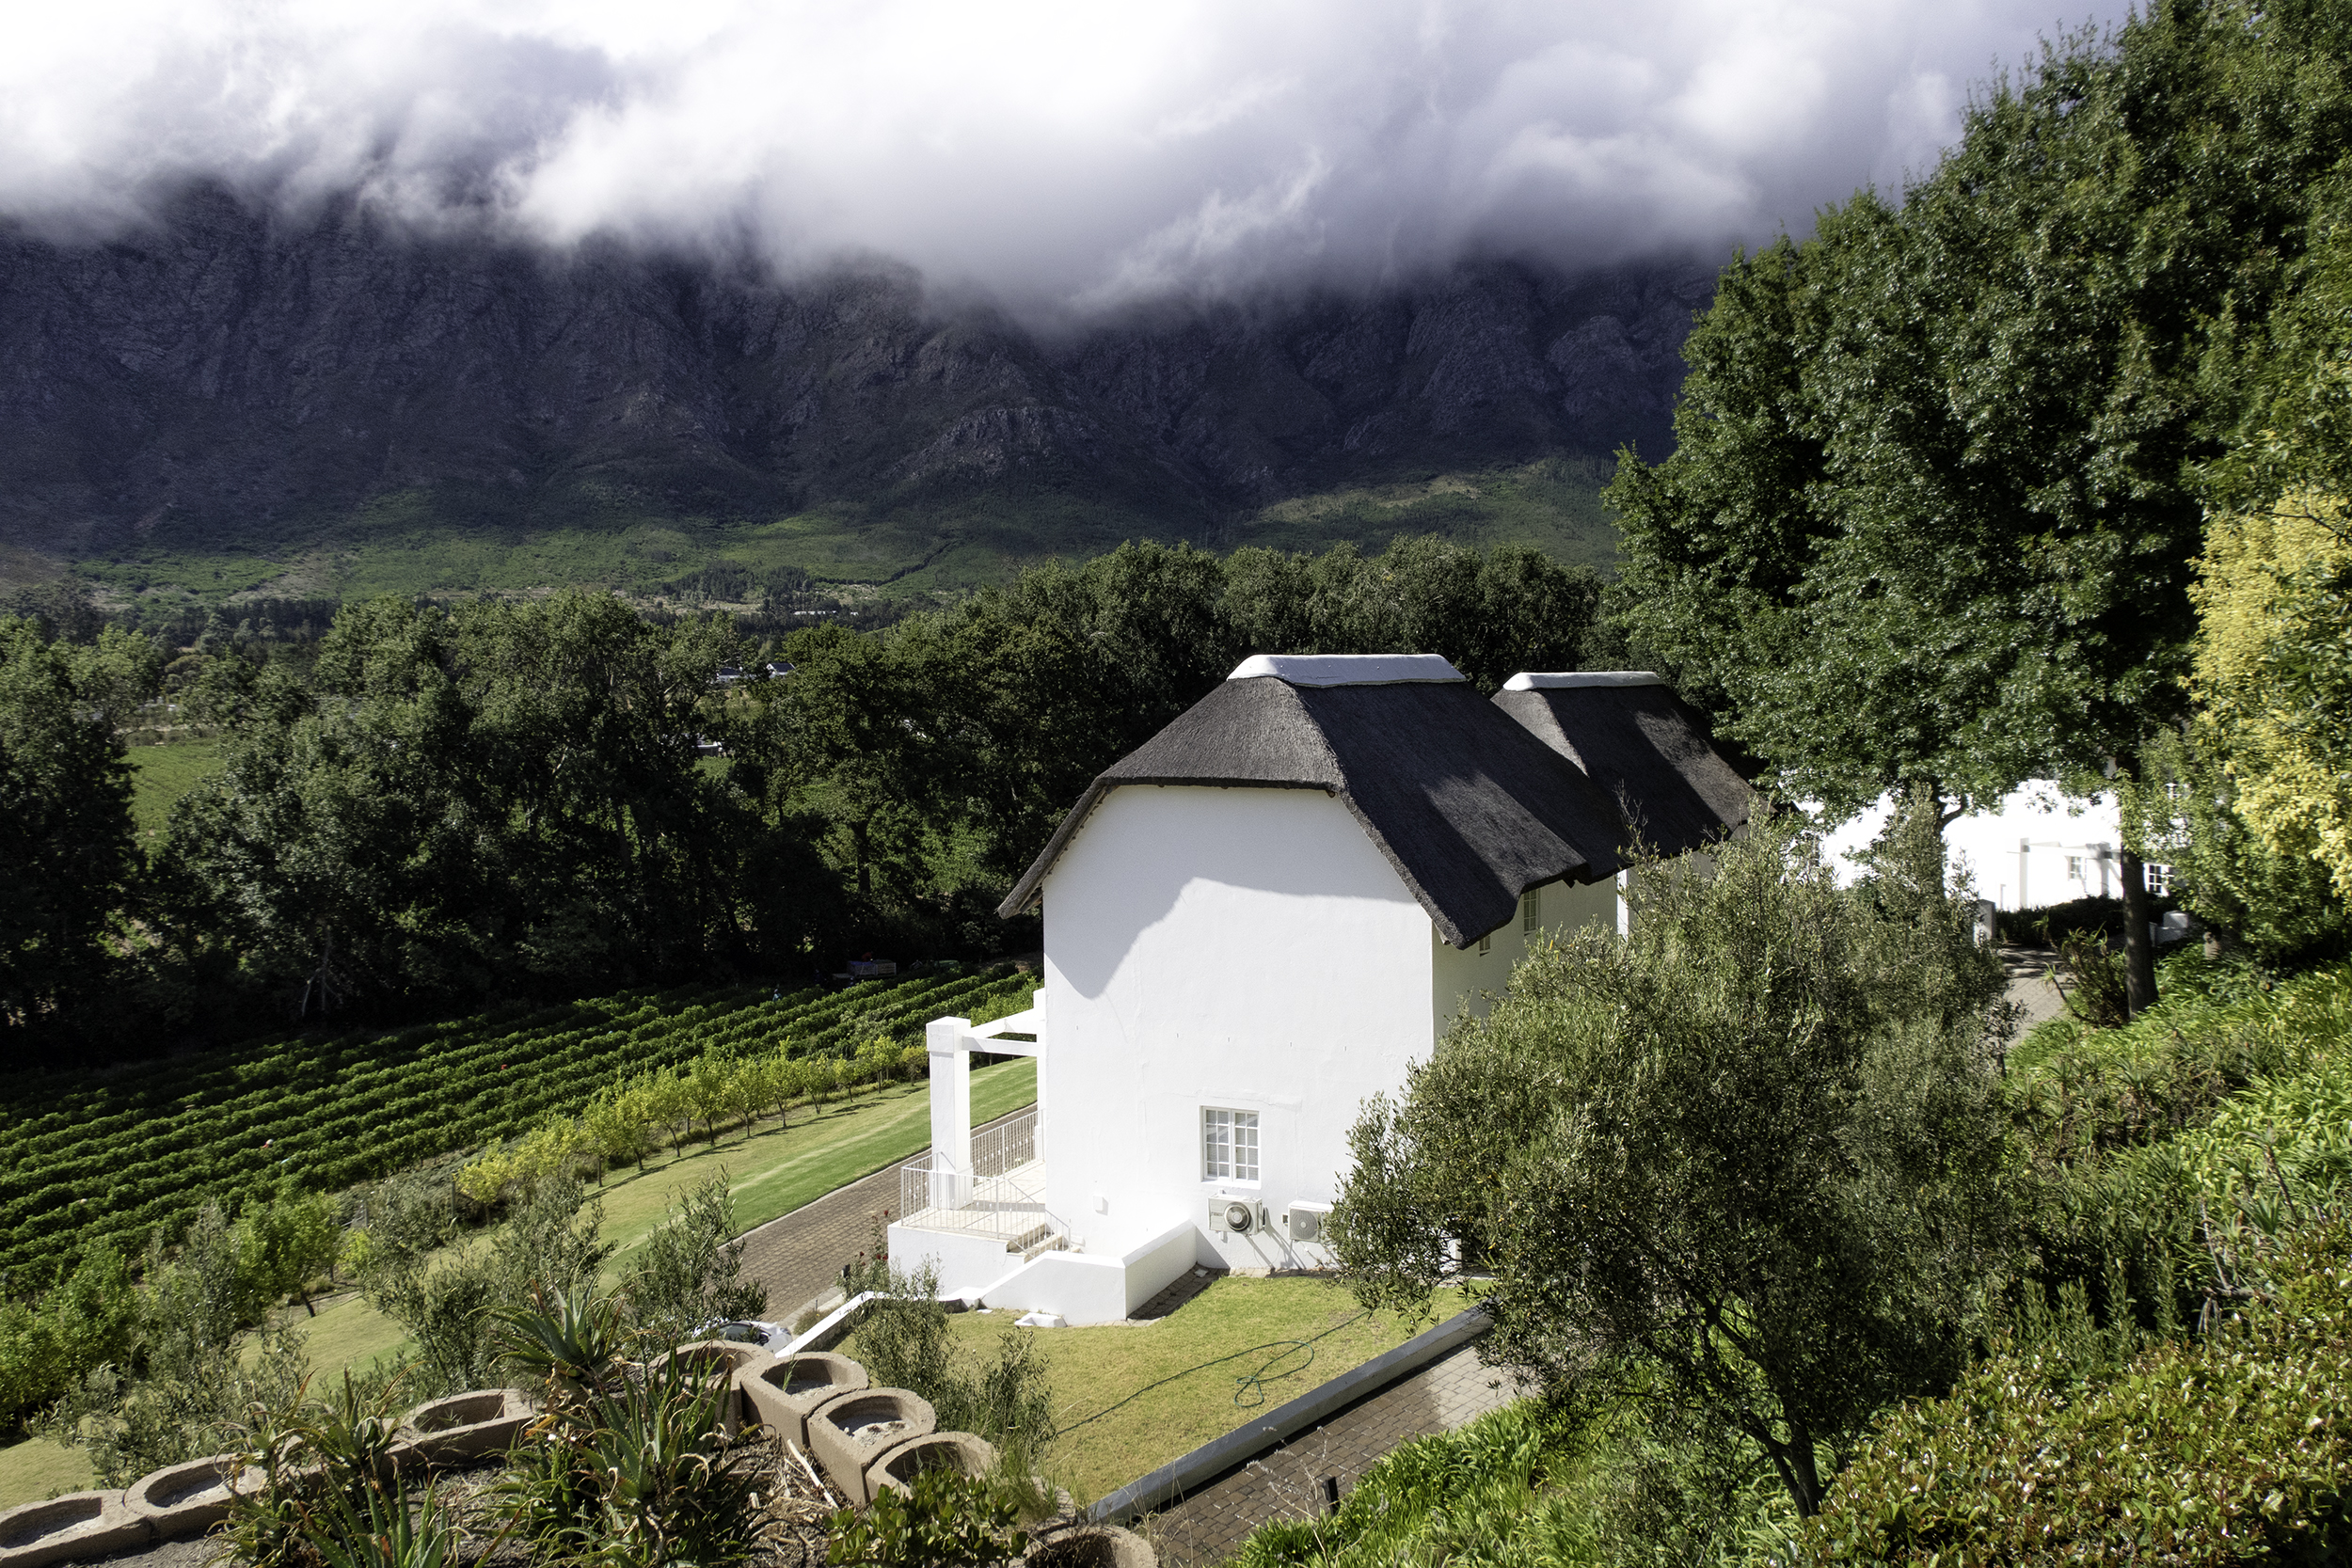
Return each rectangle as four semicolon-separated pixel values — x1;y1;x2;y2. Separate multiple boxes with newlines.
1037;784;1628;1279
1430;872;1618;1039
1040;784;1437;1272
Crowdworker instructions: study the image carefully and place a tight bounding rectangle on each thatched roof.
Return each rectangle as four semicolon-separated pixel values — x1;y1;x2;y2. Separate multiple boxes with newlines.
998;659;1627;947
1492;673;1751;858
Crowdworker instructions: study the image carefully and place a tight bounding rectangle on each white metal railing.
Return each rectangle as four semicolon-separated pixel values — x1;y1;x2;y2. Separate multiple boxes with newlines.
970;1107;1036;1178
899;1108;1051;1242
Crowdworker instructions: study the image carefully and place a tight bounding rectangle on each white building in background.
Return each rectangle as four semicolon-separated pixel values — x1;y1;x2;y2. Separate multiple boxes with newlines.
884;657;1750;1325
1813;784;2158;910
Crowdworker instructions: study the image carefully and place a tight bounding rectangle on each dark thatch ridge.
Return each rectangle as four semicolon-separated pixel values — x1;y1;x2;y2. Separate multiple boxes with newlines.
998;676;1627;947
1492;682;1751;859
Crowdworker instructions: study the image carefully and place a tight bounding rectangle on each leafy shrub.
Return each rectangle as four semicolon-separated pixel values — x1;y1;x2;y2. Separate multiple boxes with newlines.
826;1466;1028;1568
491;1350;767;1568
1232;1402;1588;1568
849;1265;1056;1459
43;1212;314;1483
617;1174;769;1347
1803;1216;2352;1564
0;1238;135;1433
361;1177;611;1400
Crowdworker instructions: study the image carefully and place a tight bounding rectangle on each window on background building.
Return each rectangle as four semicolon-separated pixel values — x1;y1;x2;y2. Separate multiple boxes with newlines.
1202;1107;1259;1181
2067;855;2084;880
1478;931;1491;955
2149;863;2174;895
1523;888;1541;932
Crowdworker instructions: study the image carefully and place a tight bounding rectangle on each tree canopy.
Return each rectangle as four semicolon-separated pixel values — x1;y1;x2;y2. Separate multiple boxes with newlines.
1605;0;2352;1005
1613;0;2352;809
0;616;159;1029
1328;801;2012;1515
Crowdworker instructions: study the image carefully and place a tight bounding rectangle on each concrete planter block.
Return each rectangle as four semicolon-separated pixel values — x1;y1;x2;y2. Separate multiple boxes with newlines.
807;1388;935;1506
1026;1525;1155;1568
124;1454;257;1540
394;1387;536;1466
867;1431;996;1500
653;1341;776;1435
0;1491;151;1568
745;1352;868;1450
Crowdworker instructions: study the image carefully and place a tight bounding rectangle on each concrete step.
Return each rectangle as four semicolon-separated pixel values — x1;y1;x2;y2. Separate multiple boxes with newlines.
1005;1221;1055;1254
1021;1232;1068;1263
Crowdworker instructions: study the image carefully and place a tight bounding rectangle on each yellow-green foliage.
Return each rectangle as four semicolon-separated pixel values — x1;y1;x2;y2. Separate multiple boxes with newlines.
457;1036;930;1203
2192;489;2352;896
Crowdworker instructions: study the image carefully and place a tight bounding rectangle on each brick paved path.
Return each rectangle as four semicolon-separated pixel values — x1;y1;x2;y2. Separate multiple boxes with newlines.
734;1106;1032;1323
1141;1339;1530;1567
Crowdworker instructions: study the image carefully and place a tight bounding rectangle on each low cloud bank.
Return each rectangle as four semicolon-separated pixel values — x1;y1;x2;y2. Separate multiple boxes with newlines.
3;0;2116;310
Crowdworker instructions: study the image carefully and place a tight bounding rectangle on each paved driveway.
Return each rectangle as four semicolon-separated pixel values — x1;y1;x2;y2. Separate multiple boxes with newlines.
734;1106;1032;1323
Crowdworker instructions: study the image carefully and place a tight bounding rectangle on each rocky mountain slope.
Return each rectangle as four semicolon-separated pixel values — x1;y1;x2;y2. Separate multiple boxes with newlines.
0;182;1710;591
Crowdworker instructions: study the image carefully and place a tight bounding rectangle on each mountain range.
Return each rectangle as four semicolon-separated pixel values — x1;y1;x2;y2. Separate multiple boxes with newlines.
0;183;1713;604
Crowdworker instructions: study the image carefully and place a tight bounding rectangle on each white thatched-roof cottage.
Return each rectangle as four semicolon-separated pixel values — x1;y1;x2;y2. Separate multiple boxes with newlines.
886;655;1746;1323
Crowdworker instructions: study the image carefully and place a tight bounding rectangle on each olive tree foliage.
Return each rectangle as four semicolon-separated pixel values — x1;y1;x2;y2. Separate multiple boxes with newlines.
1327;800;2013;1516
1606;0;2352;1010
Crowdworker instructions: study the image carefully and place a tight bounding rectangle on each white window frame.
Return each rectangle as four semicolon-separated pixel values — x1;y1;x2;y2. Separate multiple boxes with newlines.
1201;1107;1261;1182
1523;888;1541;933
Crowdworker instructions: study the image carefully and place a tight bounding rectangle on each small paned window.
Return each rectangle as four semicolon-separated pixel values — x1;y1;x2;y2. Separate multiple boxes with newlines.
2067;855;2085;879
1202;1108;1260;1181
1478;931;1491;955
1523;889;1541;933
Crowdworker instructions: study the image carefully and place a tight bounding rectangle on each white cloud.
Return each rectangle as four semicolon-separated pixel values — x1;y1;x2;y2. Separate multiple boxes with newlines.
0;0;2122;309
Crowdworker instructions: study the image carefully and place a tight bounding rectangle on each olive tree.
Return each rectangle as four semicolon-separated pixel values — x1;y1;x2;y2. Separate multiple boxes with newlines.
1327;801;2012;1515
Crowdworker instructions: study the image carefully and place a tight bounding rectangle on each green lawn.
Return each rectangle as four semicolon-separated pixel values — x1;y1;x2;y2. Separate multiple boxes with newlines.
127;740;224;840
0;1059;1036;1510
848;1276;1470;1504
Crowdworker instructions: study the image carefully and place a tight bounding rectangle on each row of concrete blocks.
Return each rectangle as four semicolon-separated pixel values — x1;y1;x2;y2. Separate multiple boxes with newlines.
0;1341;1002;1568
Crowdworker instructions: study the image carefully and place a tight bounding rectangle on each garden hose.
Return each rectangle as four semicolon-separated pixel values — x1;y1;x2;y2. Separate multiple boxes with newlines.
1057;1309;1372;1433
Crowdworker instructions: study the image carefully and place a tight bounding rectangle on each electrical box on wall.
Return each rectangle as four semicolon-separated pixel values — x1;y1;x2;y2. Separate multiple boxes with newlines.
1285;1200;1332;1243
1208;1196;1264;1236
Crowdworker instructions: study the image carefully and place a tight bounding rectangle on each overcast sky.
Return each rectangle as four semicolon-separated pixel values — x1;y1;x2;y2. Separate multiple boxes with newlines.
2;0;2121;311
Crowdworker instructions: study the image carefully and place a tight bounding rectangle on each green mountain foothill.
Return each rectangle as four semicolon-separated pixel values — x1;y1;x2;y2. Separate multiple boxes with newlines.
66;454;1624;621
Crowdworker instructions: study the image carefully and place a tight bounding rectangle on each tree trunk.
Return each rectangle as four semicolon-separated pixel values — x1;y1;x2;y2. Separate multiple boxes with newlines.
2119;847;2158;1016
1748;1413;1825;1515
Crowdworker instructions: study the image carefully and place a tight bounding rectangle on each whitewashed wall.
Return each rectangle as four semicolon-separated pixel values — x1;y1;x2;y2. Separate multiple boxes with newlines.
1040;784;1433;1271
1038;784;1622;1275
1814;784;2133;911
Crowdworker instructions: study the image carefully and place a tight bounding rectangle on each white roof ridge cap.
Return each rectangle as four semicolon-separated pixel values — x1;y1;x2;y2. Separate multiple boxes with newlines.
1502;671;1665;690
1227;653;1467;687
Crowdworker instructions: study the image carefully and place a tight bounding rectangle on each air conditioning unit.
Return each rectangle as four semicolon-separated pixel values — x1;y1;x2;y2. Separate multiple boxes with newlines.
1208;1196;1263;1236
1285;1200;1332;1243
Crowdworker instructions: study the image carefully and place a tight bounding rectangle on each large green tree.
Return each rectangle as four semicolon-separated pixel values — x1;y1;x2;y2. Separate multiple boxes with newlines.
767;535;1610;942
1328;801;2012;1515
0;616;160;1040
1609;0;2352;1010
166;592;825;1016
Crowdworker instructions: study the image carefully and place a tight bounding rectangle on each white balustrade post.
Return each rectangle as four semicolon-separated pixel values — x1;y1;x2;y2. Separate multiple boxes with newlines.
925;1017;973;1212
